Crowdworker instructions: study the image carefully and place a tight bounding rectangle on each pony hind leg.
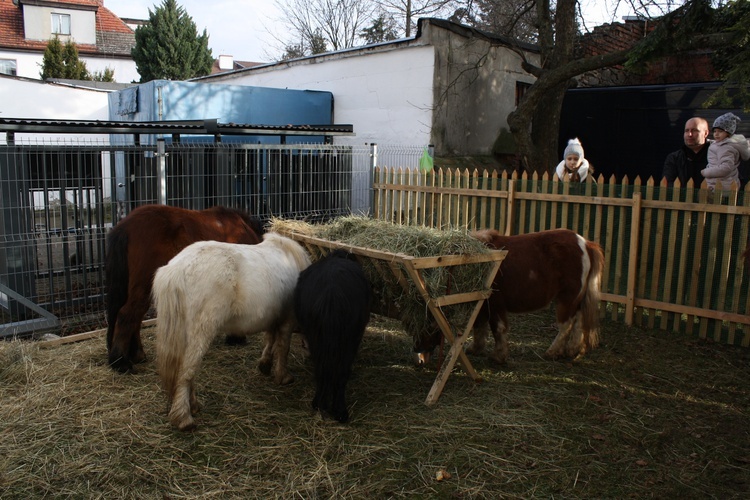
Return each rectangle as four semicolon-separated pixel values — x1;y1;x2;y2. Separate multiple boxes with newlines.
109;293;151;372
257;327;294;385
544;305;579;360
258;331;275;376
270;324;294;386
565;312;587;360
168;380;197;431
329;375;351;423
166;324;215;431
488;313;510;365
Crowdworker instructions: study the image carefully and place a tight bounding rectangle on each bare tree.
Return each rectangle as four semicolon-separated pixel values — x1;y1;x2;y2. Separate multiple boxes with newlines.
274;0;376;57
452;0;737;175
376;0;459;37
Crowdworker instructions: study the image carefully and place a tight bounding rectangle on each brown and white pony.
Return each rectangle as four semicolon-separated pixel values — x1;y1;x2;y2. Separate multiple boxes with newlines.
153;232;311;431
105;205;264;373
416;229;604;364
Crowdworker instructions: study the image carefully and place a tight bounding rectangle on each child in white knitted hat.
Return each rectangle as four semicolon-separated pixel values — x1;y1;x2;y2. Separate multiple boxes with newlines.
556;138;591;182
701;112;750;190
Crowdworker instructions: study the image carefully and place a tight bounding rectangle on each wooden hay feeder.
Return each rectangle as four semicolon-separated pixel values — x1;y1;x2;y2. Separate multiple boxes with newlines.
277;229;507;405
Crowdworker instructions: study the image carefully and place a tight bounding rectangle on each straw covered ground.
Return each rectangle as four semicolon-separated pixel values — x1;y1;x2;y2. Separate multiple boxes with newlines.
1;311;749;499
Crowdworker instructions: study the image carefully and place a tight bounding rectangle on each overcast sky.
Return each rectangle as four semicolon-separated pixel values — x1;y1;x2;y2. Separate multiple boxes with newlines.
103;0;640;63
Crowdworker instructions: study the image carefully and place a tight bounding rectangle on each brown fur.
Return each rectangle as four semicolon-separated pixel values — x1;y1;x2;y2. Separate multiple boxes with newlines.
466;229;604;363
105;205;263;373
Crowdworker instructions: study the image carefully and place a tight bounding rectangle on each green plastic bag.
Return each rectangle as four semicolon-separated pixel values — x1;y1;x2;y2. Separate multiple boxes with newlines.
419;147;433;172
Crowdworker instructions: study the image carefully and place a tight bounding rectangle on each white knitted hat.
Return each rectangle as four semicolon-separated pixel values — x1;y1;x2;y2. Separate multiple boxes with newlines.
563;138;584;160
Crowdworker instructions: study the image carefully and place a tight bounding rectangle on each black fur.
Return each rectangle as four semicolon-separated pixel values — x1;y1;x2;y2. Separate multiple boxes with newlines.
294;249;372;423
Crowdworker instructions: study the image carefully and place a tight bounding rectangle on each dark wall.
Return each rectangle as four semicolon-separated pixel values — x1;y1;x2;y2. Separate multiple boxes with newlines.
559;82;750;182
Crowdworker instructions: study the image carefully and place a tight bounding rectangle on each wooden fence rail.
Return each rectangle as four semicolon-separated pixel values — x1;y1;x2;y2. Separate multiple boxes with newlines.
372;167;750;347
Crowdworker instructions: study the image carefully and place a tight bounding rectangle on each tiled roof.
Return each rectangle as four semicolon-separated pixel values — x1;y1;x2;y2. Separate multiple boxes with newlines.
0;0;135;56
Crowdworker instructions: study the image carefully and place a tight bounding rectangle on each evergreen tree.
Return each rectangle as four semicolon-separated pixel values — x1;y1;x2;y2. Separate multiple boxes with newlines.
40;37;65;80
62;40;90;79
131;0;214;82
91;67;116;82
361;13;399;44
40;37;90;80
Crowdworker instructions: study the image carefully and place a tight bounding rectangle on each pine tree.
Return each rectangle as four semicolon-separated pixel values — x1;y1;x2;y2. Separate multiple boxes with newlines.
40;37;65;80
92;67;116;82
131;0;214;82
40;37;90;80
62;40;90;80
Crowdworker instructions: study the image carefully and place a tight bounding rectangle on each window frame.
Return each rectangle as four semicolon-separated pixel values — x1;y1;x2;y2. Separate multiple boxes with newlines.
0;59;17;76
51;12;71;36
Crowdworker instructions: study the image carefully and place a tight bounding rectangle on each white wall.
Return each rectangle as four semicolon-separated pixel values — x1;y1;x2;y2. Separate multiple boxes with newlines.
0;76;111;143
22;4;96;44
0;49;139;83
201;45;436;148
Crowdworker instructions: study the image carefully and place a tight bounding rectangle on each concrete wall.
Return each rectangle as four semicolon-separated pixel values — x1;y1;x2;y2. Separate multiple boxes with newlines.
427;23;538;157
197;44;436;149
197;20;539;159
0;75;110;143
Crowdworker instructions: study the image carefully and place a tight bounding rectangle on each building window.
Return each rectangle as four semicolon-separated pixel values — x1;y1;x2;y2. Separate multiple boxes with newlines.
0;59;17;76
51;13;71;35
516;81;531;106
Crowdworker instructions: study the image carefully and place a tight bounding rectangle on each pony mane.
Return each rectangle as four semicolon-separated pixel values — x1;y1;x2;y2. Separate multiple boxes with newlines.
207;206;265;236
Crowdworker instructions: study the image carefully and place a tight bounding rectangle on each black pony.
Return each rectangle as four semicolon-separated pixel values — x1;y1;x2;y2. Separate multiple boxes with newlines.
294;249;372;423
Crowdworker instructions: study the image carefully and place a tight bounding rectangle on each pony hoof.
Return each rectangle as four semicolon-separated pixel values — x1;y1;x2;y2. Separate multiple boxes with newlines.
108;356;134;373
225;334;247;346
257;359;272;376
132;350;147;364
175;420;196;432
333;412;350;424
543;350;556;360
275;373;294;385
465;343;482;355
488;354;508;365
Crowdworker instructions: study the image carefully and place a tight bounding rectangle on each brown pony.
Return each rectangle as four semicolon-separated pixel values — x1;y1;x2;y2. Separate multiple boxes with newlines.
471;229;604;363
416;229;604;364
105;205;264;373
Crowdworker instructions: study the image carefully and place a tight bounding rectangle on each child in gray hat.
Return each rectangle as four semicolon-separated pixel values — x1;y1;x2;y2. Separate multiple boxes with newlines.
555;138;591;182
701;112;750;190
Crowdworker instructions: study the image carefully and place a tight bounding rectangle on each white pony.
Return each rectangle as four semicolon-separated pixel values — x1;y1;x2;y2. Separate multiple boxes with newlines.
152;232;311;431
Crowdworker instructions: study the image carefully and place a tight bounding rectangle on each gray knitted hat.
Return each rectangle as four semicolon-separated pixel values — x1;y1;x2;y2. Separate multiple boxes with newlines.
563;138;584;159
712;112;741;135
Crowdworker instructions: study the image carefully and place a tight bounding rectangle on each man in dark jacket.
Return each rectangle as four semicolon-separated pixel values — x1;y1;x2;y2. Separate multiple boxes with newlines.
662;117;710;187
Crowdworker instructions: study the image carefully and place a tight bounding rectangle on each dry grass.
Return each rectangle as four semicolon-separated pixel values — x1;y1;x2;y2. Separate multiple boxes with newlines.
1;310;749;499
271;216;494;342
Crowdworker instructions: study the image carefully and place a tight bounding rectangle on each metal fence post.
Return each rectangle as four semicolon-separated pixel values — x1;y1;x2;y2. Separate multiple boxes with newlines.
156;138;167;205
369;143;378;217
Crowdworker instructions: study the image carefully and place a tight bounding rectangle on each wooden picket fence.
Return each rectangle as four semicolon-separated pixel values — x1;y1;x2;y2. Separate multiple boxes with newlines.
372;167;750;347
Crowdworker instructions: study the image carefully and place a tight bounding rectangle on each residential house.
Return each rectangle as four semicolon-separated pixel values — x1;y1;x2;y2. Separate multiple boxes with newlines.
195;18;541;168
0;0;138;83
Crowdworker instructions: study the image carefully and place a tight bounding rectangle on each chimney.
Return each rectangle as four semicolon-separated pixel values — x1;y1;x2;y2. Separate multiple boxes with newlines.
218;55;234;71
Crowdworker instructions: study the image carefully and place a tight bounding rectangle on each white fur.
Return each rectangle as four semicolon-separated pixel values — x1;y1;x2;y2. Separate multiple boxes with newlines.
153;232;311;430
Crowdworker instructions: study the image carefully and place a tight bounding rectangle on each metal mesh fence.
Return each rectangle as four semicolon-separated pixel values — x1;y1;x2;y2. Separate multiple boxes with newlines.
0;139;427;338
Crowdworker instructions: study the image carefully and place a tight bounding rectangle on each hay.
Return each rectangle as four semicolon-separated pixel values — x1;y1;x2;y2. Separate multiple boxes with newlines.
271;216;493;342
1;312;749;498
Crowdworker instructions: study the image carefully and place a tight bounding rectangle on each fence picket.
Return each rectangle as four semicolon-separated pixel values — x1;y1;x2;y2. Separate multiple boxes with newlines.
370;166;750;346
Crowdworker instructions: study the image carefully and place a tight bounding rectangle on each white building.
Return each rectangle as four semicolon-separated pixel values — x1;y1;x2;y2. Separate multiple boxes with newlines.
195;18;540;160
0;0;138;83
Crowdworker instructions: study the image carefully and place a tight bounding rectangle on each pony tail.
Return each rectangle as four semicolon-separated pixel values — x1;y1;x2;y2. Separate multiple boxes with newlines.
104;227;129;349
581;241;605;349
153;266;187;401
